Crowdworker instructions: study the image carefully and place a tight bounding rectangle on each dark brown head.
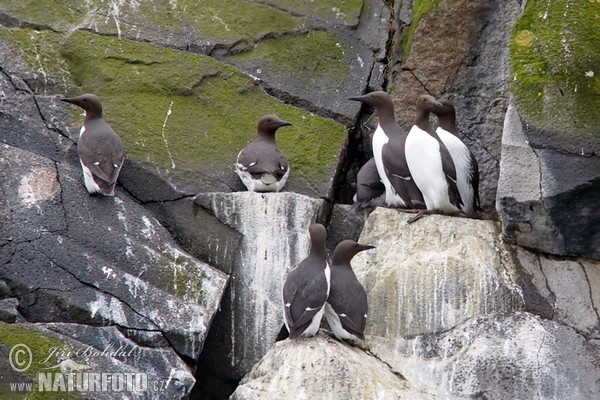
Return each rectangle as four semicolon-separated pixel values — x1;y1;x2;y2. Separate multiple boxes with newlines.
415;95;443;113
332;239;375;266
349;91;395;119
414;95;444;130
308;223;328;258
257;114;292;140
430;99;457;133
61;94;103;120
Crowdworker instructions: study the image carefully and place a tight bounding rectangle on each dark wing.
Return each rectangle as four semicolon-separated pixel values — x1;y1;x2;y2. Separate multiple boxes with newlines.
283;263;328;339
469;150;481;211
327;269;367;339
436;138;463;209
237;140;287;178
78;120;124;184
383;137;425;207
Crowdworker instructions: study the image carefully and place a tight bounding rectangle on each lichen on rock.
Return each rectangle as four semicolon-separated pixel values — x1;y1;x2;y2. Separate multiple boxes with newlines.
509;0;600;154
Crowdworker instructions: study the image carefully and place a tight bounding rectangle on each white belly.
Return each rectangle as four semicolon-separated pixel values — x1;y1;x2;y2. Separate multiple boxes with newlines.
80;160;101;194
372;124;405;207
437;128;474;216
235;165;289;192
405;126;457;212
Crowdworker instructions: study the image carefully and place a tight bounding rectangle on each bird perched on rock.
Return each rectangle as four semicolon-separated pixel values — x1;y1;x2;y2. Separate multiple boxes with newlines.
236;114;291;192
61;94;124;197
353;158;385;209
404;95;463;222
430;99;480;217
282;223;330;339
349;91;424;209
325;240;374;341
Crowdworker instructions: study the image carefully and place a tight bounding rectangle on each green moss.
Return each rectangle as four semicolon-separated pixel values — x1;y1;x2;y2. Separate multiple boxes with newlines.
0;0;87;32
399;0;443;62
229;30;347;79
0;28;71;84
55;30;345;186
510;0;600;135
271;0;364;25
0;323;79;399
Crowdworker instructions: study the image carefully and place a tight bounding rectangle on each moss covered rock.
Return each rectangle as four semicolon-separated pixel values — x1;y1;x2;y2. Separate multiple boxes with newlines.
0;27;347;198
510;0;600;154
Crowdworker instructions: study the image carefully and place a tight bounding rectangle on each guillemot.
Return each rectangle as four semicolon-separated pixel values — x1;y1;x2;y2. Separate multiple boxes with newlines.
325;240;374;341
404;95;462;222
236;114;291;192
349;91;424;209
61;94;124;196
282;223;330;339
431;99;480;217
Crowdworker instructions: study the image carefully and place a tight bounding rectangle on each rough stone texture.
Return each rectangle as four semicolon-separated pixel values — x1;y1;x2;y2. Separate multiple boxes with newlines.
353;208;525;337
194;192;328;381
515;247;600;337
0;322;194;399
1;142;228;360
497;101;600;259
495;0;600;260
367;312;600;399
231;333;433;400
0;70;227;396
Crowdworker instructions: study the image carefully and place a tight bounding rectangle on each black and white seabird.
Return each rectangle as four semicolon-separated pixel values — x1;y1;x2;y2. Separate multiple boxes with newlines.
325;240;374;341
349;91;424;209
353;158;385;209
431;99;480;217
236;114;291;192
61;94;124;197
405;95;463;221
282;223;330;339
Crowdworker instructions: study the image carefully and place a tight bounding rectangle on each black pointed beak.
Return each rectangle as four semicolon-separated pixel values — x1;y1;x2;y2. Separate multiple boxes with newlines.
358;244;376;252
278;121;292;128
434;100;444;108
349;97;364;102
60;97;75;104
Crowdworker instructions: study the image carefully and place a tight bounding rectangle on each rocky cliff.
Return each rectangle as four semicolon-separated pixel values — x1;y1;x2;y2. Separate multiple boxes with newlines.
0;0;598;399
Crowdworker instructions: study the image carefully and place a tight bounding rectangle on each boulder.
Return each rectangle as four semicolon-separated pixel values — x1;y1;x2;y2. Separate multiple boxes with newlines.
231;333;433;400
194;192;329;380
367;312;600;399
353;208;525;338
0;322;194;399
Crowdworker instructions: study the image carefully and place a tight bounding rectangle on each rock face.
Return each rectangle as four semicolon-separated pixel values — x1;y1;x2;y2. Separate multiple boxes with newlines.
354;208;600;399
1;0;599;399
496;0;600;259
194;193;328;380
368;312;599;399
353;209;525;338
0;68;227;397
497;100;600;260
0;322;194;399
